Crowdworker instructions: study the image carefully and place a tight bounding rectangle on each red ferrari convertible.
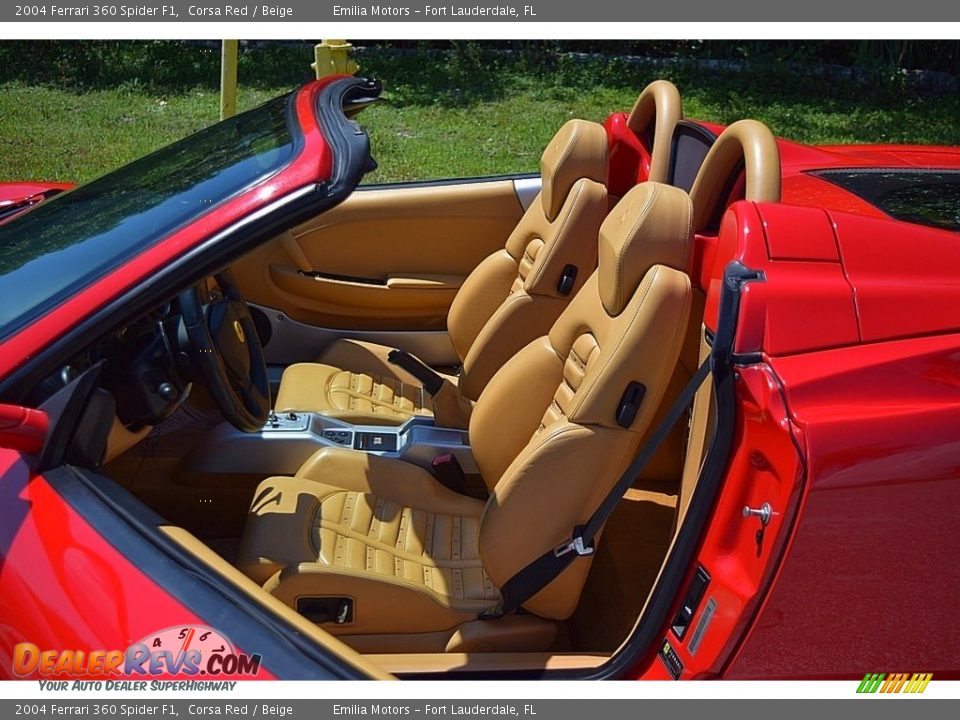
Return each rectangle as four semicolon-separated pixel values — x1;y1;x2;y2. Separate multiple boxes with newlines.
1;76;958;682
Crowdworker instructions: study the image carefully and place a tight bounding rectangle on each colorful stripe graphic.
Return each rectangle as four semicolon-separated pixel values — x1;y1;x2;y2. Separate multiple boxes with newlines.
857;673;932;694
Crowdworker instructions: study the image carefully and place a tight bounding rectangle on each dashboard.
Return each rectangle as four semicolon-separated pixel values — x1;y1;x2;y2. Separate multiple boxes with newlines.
34;297;196;430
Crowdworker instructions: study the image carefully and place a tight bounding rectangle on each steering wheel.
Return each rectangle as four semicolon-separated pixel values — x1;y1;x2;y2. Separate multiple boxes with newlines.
178;270;270;432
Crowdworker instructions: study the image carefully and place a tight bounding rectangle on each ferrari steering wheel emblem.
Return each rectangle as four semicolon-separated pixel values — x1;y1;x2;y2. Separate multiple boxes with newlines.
232;320;246;344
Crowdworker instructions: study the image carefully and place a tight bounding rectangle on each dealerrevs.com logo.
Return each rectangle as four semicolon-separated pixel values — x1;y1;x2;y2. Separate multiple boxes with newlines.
13;625;262;683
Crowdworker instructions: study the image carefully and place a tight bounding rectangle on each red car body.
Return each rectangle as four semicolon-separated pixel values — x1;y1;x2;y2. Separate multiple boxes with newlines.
1;78;959;680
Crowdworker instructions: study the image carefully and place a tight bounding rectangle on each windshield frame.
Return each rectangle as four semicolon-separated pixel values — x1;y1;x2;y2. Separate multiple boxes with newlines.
0;92;304;343
0;77;377;401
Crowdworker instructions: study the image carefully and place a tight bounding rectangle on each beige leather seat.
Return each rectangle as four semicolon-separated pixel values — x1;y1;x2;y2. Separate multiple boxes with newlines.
237;181;694;653
274;119;609;427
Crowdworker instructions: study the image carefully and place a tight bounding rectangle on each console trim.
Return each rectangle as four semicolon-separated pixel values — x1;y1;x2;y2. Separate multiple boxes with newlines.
179;412;477;479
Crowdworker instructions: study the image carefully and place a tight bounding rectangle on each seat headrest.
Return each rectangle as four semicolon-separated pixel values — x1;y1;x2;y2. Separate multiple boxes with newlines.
541;119;608;222
598;182;692;316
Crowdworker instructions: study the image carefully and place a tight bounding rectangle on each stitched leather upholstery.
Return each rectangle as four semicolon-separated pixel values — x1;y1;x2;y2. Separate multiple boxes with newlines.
273;120;608;426
277;362;434;424
238;182;695;650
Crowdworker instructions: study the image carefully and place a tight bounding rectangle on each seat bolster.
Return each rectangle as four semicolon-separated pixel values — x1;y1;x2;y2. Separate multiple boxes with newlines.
274;362;338;414
296;447;486;517
316;339;424;387
470;337;565;489
236;475;331;584
264;563;488;636
447;249;520;363
480;423;631;620
458;293;569;401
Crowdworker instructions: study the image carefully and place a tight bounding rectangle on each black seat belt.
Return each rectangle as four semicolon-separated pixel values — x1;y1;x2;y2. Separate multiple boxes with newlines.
482;356;713;619
387;349;445;395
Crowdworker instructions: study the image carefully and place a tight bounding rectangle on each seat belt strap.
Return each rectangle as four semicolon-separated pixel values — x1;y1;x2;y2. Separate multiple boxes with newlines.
482;357;713;619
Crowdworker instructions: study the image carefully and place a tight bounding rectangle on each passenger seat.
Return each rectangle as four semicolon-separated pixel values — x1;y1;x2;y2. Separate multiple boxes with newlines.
236;181;695;653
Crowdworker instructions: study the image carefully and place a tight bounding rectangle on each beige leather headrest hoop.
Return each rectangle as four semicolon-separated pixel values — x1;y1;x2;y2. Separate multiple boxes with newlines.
540;120;608;222
598;182;693;316
689;119;781;234
625;80;683;184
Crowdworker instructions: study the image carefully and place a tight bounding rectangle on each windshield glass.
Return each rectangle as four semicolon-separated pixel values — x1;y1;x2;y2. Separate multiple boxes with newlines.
0;93;298;340
810;168;960;233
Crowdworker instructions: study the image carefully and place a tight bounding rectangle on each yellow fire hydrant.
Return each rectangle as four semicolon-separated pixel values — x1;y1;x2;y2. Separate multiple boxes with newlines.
312;39;359;79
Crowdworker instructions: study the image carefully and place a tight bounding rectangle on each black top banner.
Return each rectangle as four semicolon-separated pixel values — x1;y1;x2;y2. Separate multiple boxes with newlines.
3;0;958;22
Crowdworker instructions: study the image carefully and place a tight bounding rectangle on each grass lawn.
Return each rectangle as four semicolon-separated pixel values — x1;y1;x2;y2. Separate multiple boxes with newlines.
2;46;959;186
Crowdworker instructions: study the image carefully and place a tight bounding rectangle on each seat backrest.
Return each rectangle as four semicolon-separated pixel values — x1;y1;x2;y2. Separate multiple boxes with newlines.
470;182;694;620
447;119;608;400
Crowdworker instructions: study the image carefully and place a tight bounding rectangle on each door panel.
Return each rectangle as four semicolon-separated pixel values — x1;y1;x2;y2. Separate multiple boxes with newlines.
249;304;457;367
268;264;461;321
232;179;525;333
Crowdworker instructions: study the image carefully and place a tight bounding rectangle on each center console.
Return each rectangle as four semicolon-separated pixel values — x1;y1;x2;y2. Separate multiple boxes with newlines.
179;411;474;479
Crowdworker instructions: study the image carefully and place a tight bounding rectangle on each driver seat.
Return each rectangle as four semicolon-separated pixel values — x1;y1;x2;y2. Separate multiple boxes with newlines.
237;182;694;653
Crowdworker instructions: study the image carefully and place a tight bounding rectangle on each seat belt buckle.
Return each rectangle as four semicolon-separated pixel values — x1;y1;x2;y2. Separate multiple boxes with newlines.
553;527;594;557
478;604;505;621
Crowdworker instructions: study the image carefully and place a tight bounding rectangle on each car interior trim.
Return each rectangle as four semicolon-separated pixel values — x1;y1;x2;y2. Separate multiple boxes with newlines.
513;176;542;210
251;304;459;367
356;172;541;191
42;464;384;680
